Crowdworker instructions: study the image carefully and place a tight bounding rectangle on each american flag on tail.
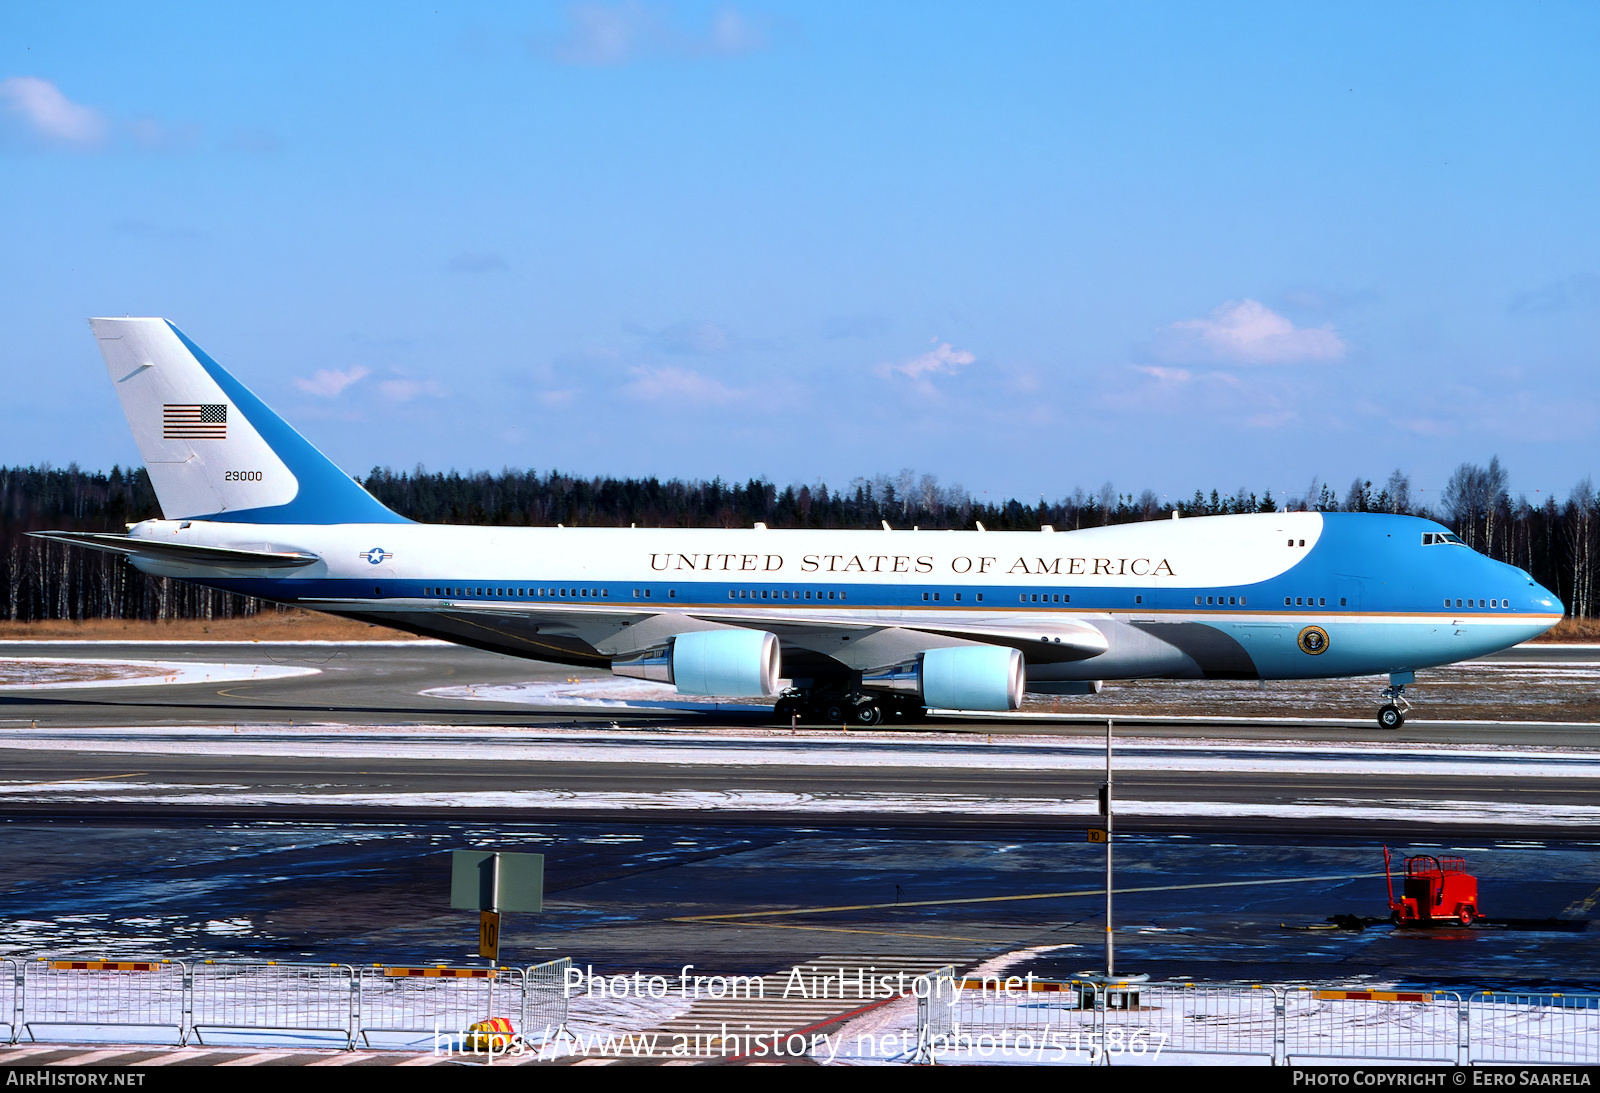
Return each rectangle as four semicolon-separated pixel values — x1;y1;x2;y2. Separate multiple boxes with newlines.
163;403;227;439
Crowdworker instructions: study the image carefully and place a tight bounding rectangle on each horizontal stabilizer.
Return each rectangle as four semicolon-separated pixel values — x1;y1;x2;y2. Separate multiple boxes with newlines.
29;531;320;569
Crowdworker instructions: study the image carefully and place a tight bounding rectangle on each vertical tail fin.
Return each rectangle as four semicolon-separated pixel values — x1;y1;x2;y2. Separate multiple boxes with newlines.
90;317;406;524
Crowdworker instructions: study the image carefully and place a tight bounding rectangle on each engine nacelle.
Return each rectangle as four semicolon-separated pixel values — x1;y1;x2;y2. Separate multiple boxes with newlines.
611;629;782;697
862;645;1024;711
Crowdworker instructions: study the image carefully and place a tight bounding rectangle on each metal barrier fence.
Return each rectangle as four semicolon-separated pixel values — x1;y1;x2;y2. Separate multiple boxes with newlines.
190;962;358;1048
7;958;1597;1062
1468;992;1600;1066
3;957;571;1048
357;965;521;1047
1283;988;1463;1065
1104;983;1280;1063
2;960;19;1044
525;957;571;1043
929;975;1099;1064
915;979;1600;1066
20;959;188;1046
911;965;956;1064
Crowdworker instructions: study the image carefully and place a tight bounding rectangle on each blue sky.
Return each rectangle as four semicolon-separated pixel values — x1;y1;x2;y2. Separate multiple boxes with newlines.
2;2;1597;509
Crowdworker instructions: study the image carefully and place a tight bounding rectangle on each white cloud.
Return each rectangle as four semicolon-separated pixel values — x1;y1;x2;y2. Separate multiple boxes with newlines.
294;366;370;398
624;365;742;403
877;341;976;396
1165;299;1345;365
551;2;766;65
0;76;107;146
380;378;445;402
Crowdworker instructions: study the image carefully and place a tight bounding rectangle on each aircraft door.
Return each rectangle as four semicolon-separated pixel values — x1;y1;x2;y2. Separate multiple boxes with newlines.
1336;576;1365;611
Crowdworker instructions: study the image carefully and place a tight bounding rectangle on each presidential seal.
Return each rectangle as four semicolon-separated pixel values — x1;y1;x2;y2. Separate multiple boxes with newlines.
1297;625;1330;655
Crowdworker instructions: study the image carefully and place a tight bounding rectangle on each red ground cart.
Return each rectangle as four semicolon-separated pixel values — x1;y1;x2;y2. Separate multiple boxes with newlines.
1384;846;1480;927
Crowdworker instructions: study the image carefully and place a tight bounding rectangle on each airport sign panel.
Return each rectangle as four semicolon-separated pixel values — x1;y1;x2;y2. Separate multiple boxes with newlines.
450;850;544;913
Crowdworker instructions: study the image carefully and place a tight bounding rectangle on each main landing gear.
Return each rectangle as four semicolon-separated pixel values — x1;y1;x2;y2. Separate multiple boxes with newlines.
1376;670;1415;730
773;688;926;727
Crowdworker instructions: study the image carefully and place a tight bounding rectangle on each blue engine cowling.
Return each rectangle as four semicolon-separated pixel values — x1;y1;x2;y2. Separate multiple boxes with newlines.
860;646;1025;711
671;629;782;697
921;646;1024;711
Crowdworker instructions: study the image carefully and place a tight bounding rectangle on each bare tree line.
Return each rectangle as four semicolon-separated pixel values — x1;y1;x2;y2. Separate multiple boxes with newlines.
1;459;1595;622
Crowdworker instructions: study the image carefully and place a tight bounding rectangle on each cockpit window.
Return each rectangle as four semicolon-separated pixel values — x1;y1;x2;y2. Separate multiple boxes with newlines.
1422;532;1466;546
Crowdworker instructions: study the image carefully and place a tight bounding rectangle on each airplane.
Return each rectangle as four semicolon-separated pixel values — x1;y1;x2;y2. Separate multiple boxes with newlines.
35;317;1565;730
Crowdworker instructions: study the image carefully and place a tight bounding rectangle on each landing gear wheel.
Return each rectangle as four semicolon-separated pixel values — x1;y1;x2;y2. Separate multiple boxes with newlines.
852;701;884;727
1377;704;1404;730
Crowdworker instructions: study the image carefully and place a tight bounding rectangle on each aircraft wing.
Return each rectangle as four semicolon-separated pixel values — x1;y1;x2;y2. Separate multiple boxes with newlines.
689;608;1109;665
27;531;321;570
303;596;1107;667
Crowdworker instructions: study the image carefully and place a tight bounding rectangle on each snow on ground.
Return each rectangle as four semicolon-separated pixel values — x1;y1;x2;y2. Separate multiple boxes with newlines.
427;679;770;712
0;657;319;690
818;945;1600;1067
4;952;1593;1064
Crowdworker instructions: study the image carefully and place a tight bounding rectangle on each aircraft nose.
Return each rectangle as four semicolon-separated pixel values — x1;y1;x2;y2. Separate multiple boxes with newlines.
1528;581;1563;614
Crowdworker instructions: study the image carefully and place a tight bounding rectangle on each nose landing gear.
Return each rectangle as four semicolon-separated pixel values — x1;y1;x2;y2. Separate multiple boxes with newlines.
1376;670;1414;729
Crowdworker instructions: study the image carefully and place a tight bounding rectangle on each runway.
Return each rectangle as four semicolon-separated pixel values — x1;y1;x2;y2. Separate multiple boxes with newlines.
0;640;1597;836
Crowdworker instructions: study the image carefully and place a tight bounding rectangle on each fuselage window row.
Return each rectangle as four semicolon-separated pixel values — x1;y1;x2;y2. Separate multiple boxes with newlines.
413;589;1506;612
423;587;630;599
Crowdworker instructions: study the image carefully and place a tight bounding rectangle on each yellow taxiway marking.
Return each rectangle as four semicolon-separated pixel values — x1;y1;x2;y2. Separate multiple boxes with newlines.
672;871;1385;922
1560;883;1600;919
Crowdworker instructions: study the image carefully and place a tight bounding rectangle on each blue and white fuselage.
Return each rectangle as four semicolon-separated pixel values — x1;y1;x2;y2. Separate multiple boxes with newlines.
44;318;1563;727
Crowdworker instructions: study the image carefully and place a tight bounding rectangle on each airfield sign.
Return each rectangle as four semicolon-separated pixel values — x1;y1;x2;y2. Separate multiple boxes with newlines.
451;851;544;962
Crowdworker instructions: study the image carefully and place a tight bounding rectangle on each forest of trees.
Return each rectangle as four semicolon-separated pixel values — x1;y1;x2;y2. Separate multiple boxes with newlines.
2;458;1596;622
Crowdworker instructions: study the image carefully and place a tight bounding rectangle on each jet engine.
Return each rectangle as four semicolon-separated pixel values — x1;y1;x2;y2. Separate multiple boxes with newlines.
861;645;1024;711
611;629;782;697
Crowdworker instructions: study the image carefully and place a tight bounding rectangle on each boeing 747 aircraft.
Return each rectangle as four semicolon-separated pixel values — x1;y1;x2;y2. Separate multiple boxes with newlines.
37;318;1565;729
